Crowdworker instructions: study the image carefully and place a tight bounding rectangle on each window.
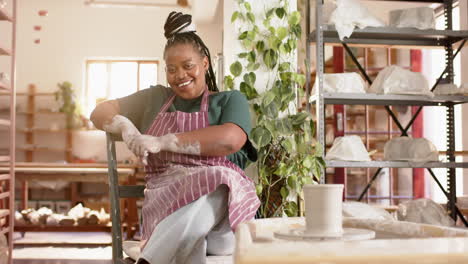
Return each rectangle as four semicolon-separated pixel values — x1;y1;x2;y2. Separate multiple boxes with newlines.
84;60;158;116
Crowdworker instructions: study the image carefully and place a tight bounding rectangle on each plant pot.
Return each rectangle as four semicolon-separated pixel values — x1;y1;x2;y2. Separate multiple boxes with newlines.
303;184;344;238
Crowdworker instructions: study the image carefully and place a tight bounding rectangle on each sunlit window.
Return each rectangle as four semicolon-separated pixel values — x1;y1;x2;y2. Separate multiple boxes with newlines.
85;60;158;116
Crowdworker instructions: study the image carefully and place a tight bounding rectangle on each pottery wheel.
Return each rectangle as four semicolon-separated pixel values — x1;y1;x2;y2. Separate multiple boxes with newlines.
274;227;375;241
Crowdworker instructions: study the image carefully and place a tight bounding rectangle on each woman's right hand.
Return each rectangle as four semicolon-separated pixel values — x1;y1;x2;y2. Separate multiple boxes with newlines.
103;115;141;145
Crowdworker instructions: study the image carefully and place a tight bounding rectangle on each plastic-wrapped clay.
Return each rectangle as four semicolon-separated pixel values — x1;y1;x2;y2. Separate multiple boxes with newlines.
369;65;432;96
37;207;53;225
14;211;26;226
343;201;395;221
325;135;371;161
397;198;454;227
389;7;435;30
99;208;110;225
329;0;385;40
434;83;461;95
68;203;85;219
46;213;63;226
312;72;367;94
384;136;439;162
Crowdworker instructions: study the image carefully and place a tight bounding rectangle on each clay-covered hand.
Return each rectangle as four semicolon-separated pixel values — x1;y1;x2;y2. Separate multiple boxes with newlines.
102;115;140;143
127;134;165;157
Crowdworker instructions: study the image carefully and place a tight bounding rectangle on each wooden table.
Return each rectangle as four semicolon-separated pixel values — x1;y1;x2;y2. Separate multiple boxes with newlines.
0;162;139;236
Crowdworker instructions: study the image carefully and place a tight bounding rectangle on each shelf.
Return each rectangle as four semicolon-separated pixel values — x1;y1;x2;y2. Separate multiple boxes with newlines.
0;173;11;181
0;118;10;126
310;93;468;106
16;92;55;96
309;25;468;47
326;160;468;168
0;155;10;162
0;81;10;91
14;225;112;234
0;209;9;218
0;45;11;56
0;8;12;21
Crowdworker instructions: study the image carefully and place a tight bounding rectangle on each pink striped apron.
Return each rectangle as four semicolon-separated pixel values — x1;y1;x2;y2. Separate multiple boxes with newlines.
141;89;260;243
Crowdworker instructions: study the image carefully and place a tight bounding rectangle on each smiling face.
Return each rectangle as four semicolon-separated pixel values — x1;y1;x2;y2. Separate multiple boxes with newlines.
165;43;209;100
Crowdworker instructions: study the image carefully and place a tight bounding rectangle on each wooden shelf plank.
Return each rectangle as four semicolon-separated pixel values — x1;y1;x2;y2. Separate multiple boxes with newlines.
0;81;10;91
0;191;10;199
0;227;8;236
0;45;11;56
0;156;10;162
15;92;55;96
0;8;12;21
0;173;11;181
14;224;112;233
0;209;10;218
0;119;11;127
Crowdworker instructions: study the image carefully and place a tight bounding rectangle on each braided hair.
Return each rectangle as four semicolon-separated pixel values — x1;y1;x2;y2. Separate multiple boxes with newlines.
163;11;218;92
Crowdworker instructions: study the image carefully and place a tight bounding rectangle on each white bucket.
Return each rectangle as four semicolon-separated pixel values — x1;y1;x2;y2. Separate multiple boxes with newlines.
303;184;344;238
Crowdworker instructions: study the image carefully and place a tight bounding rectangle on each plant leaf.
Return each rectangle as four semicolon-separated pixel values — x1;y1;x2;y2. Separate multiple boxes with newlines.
263;49;278;69
288;11;301;26
275;7;286;19
247;12;255;23
231;11;240;23
276;26;288;40
244;2;251;11
251;126;272;148
230;61;243;77
280;187;289;199
223;75;234;90
256;41;265;52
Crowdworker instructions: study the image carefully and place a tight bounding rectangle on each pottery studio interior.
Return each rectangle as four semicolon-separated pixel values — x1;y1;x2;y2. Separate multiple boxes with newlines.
1;0;468;263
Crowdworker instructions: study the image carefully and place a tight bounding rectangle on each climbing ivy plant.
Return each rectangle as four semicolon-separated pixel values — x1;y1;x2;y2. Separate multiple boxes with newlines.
225;0;325;218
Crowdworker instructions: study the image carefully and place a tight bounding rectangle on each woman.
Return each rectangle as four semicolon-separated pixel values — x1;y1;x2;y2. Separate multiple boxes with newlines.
90;11;260;264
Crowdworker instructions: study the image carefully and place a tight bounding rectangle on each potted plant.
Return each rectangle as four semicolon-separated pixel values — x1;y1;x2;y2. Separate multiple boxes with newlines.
225;0;325;218
55;81;82;129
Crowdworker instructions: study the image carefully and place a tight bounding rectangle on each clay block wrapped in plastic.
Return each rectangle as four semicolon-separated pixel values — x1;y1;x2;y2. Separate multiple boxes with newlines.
325;135;371;161
343;201;394;220
389;7;435;30
433;83;462;95
384;136;439;162
312;72;367;94
368;65;433;96
329;0;385;40
397;199;454;227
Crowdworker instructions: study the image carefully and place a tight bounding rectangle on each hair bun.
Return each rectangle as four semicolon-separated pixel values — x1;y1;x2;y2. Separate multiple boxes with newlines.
164;11;194;39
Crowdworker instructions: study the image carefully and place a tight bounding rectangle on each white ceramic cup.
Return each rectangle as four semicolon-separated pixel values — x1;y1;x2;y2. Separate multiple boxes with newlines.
303;184;344;237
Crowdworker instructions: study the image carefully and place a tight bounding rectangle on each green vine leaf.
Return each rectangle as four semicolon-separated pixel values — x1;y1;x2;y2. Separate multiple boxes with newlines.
263;49;278;69
224;75;234;90
238;31;248;40
244;2;252;11
275;7;286;19
251;126;272;148
277;26;288;40
231;11;240;23
288;11;301;26
230;61;243;77
256;41;265;52
247;12;255;23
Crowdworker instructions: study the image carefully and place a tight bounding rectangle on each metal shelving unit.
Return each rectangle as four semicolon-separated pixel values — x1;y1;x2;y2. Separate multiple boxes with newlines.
306;0;468;225
0;1;16;263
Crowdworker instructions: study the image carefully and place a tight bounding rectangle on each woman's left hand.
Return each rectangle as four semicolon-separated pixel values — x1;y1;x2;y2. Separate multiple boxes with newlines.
128;134;164;156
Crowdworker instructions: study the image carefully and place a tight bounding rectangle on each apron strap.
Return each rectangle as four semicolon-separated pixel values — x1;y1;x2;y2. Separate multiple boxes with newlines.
200;88;209;112
159;94;177;114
